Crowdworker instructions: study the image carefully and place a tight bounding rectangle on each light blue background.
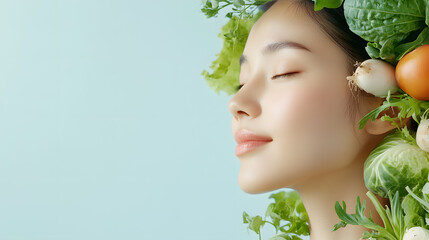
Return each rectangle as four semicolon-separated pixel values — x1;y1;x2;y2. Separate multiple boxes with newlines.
0;1;283;239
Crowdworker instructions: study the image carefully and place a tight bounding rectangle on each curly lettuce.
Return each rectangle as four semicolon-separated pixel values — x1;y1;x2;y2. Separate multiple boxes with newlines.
201;12;262;95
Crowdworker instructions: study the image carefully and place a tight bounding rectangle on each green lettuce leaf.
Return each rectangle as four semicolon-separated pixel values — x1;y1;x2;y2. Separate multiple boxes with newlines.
343;0;428;64
402;191;427;229
201;12;262;95
312;0;343;11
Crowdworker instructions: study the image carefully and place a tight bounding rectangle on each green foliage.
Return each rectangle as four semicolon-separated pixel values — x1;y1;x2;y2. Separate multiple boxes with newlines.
358;90;429;130
343;0;429;64
333;191;404;240
402;190;427;229
407;186;429;214
406;174;429;226
201;0;271;19
200;0;272;95
201;12;262;95
242;190;309;240
334;190;429;239
312;0;343;11
243;212;265;237
363;127;429;198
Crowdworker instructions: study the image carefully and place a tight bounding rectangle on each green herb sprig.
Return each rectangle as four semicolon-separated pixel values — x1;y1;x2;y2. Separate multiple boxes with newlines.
201;0;270;19
243;191;309;240
333;191;405;240
201;0;343;20
358;89;429;130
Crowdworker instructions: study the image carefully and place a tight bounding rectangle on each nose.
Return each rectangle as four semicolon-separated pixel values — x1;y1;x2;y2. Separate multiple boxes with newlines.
228;85;261;121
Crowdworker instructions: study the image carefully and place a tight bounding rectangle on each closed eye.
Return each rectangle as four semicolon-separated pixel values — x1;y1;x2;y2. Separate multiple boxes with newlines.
237;71;301;91
271;71;301;80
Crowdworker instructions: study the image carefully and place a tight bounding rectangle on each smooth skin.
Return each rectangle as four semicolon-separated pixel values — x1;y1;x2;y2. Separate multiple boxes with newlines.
228;0;409;239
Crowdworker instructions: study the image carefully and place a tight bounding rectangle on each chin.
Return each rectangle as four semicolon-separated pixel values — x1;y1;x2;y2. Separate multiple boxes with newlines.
238;171;287;194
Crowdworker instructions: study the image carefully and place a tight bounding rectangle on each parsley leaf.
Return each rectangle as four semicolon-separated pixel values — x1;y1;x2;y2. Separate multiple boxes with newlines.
243;190;309;240
358;90;429;130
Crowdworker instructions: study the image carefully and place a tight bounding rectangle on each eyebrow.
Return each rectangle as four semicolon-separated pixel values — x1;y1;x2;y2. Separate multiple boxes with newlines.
239;41;311;66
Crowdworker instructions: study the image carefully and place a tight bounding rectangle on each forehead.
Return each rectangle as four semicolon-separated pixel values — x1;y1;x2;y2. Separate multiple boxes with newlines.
244;0;336;57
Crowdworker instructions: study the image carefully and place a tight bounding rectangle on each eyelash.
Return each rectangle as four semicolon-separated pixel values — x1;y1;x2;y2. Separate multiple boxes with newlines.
237;72;300;90
271;71;300;80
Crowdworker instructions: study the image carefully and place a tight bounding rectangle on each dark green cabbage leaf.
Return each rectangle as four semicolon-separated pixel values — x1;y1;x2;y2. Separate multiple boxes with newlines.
343;0;429;64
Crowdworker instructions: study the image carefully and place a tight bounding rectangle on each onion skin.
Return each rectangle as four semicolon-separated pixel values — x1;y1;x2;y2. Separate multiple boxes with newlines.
403;227;429;240
417;119;429;153
347;59;398;97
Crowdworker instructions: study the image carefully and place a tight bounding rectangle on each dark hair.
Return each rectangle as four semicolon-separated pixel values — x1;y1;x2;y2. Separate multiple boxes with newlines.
258;0;375;126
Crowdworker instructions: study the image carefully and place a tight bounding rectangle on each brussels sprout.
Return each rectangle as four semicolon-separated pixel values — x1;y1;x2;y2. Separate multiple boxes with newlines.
364;128;429;198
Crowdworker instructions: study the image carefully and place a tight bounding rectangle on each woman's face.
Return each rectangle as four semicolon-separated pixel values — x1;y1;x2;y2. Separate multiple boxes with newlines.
228;0;369;193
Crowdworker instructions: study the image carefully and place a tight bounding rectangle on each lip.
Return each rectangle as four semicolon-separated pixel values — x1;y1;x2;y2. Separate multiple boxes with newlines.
234;129;272;156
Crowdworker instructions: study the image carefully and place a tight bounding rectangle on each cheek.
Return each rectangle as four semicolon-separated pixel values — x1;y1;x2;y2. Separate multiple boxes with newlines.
264;80;353;174
267;81;347;139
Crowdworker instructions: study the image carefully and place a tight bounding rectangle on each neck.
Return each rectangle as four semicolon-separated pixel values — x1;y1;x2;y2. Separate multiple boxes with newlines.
294;152;387;240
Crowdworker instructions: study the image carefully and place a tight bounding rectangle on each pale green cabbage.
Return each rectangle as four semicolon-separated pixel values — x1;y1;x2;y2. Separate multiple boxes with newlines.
364;128;429;198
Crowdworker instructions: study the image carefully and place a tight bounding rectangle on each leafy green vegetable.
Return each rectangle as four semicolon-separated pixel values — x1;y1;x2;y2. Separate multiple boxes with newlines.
243;190;309;240
406;173;429;226
394;27;429;62
402;189;427;229
312;0;343;11
201;12;262;95
243;212;265;237
201;0;271;95
358;90;429;130
201;0;270;19
363;127;429;198
333;191;404;240
343;0;429;64
406;186;429;215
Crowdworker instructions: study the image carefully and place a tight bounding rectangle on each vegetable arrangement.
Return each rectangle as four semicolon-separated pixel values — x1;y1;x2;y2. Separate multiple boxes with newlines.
201;0;429;239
